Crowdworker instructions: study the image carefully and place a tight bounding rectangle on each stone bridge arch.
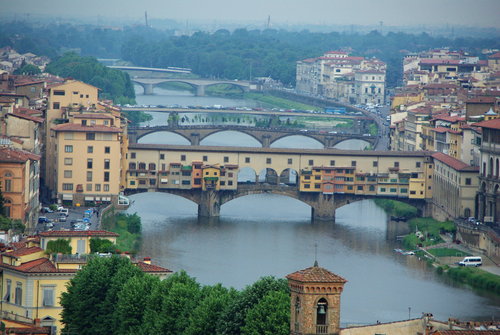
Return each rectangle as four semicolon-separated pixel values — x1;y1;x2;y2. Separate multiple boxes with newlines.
331;137;374;149
204;82;249;93
135;129;193;145
198;129;263;147
269;134;326;148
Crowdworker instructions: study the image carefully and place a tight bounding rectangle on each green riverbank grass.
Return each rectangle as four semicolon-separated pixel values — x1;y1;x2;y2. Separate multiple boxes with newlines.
101;211;142;254
427;248;470;257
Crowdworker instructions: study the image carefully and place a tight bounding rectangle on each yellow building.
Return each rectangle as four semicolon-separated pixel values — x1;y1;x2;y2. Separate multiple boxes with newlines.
52;111;124;206
0;232;172;334
44;80;99;200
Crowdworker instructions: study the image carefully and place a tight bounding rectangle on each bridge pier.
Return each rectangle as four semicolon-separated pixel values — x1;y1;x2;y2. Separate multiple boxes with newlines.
196;85;206;97
190;133;200;146
144;83;154;95
198;190;221;217
262;135;271;148
310;193;336;221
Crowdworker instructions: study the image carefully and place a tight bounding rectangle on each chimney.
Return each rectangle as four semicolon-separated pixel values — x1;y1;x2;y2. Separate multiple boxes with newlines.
143;257;151;264
34;318;41;326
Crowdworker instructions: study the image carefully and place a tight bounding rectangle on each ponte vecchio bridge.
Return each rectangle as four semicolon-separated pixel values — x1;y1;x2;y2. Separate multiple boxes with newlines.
125;144;433;220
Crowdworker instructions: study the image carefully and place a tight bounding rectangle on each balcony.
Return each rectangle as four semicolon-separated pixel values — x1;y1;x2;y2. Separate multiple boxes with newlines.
316;325;329;334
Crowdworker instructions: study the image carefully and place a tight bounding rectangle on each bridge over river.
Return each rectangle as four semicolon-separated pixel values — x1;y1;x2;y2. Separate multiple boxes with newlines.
131;78;254;96
128;124;377;148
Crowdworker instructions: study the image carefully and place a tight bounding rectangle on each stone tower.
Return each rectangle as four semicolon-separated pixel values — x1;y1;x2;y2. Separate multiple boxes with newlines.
286;262;347;335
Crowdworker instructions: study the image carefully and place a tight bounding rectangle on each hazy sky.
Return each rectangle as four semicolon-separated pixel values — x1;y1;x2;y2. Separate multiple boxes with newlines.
3;0;500;28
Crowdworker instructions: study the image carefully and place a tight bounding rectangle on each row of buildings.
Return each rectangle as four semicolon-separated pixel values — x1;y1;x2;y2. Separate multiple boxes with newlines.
387;48;500;239
296;50;386;105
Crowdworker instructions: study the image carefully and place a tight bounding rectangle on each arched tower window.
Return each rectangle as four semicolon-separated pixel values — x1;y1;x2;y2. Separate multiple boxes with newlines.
316;298;328;326
496;158;499;178
489;157;493;177
3;198;12;218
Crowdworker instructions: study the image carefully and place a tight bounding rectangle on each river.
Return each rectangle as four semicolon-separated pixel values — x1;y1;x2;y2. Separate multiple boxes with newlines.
127;85;500;324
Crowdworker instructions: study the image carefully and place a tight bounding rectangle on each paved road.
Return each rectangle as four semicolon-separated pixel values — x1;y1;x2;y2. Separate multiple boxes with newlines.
36;206;100;233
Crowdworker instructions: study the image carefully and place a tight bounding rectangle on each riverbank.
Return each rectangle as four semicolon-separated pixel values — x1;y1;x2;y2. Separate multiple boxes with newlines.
101;207;142;254
375;199;500;295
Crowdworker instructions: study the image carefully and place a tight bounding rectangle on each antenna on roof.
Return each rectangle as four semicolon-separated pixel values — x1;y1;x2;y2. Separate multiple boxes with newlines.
314;243;318;267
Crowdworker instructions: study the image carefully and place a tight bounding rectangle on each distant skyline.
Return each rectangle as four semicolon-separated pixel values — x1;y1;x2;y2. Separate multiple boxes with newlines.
3;0;500;29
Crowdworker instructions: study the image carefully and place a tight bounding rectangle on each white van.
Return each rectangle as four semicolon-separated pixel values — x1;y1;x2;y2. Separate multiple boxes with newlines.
458;256;482;267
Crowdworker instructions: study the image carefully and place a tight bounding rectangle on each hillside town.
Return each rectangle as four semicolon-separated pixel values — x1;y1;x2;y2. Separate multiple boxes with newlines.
0;39;500;334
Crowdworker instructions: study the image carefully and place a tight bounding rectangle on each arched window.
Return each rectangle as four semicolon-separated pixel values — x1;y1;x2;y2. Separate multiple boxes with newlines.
148;163;156;171
464;208;471;218
2;171;13;192
483;162;487;176
129;162;136;170
496;158;499;178
316;298;328;327
489;157;493;177
138;163;146;170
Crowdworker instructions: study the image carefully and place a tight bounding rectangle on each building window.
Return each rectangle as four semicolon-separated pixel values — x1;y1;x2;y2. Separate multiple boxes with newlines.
104;159;110;170
245;157;250;163
394;162;399;168
87;146;93;153
95;184;101;191
357;185;363;190
416;162;421;168
288;158;293;164
104;184;110;192
105;146;111;154
4;280;11;302
86;133;95;140
104;172;110;182
64;132;74;140
304;184;310;189
130;152;136;159
64;158;73;165
309;160;314;165
330;160;335;166
64;145;73;153
465;178;471;185
380;187;386;192
87;159;93;169
373;161;378;167
86;184;92;191
266;158;272;164
62;183;73;191
52;102;60;109
129;163;136;170
53;90;65;96
15;283;22;305
181;155;186;161
351;161;356;167
223;156;229;163
87;171;93;182
390;188;397;192
148;163;155;170
64;170;72;178
160;154;165;160
203;155;208;161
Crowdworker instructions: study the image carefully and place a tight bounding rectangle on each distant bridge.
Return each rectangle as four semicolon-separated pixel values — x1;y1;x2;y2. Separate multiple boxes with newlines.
109;65;192;74
130;78;254;96
127;125;377;148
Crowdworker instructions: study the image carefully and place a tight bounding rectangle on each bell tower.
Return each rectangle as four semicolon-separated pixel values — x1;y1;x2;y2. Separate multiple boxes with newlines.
286;262;347;335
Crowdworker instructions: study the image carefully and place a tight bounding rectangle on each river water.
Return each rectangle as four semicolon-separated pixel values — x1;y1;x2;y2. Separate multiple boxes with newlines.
128;85;500;324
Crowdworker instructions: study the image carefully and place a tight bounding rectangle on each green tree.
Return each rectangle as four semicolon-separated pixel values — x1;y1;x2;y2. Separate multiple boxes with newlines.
13;62;41;75
142;270;201;335
241;290;290;335
89;238;116;253
60;256;143;335
45;239;72;254
116;274;161;334
218;276;289;335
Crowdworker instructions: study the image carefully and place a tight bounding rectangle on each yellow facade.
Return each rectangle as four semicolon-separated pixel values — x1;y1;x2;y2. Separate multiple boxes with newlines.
39;232;118;255
44;80;100;199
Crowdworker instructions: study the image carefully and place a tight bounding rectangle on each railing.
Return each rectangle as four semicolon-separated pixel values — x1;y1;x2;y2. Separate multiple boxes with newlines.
0;310;34;324
316;324;329;334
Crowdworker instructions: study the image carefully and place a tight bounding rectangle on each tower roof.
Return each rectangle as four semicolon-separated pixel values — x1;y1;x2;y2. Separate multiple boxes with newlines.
286;264;347;284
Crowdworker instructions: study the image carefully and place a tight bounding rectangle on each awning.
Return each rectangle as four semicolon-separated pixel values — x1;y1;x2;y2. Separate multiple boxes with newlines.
62;194;73;200
84;196;94;201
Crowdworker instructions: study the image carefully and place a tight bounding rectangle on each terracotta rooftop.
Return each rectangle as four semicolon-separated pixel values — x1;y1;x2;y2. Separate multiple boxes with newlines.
473;118;500;130
52;123;121;133
432;152;479;172
39;230;119;238
3;246;43;258
135;261;173;273
286;263;347;283
433;331;500;335
9;111;44;123
1;257;76;274
467;96;496;103
0;147;40;163
431;114;465;123
73;113;114;119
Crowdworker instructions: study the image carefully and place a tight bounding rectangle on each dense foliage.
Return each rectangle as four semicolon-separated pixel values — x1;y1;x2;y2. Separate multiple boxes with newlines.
89;238;117;254
446;266;500;295
45;239;72;254
45;52;136;105
60;256;290;335
101;211;142;253
13;61;41;75
2;21;500;88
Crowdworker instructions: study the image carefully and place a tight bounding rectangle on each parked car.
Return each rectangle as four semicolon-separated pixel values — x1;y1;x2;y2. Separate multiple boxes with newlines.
58;208;69;216
41;207;53;213
59;214;67;222
458;256;482;267
38;216;50;224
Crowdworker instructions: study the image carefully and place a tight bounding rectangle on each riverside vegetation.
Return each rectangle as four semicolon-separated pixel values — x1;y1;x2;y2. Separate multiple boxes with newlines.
374;199;500;295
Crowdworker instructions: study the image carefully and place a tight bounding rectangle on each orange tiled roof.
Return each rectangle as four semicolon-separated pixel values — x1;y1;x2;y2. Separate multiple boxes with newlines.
432;152;479;172
10;111;44;123
473;118;500;130
4;246;43;258
0;147;40;163
1;258;76;274
39;230;119;238
73;113;114;119
434;331;500;335
135;261;173;273
286;264;347;283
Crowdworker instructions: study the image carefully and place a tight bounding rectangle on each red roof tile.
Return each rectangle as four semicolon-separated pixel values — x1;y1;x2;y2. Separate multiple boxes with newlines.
2;257;76;274
73;113;114;119
4;246;43;258
473;118;500;130
135;261;173;273
286;264;347;283
9;112;44;123
52;123;121;133
0;147;40;163
431;127;461;134
432;152;479;172
39;230;119;238
434;331;500;335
